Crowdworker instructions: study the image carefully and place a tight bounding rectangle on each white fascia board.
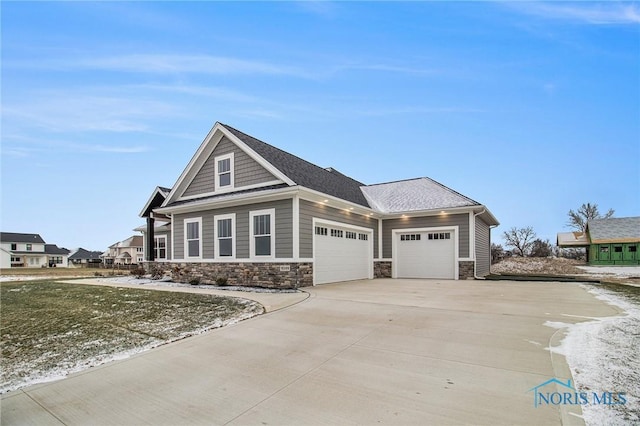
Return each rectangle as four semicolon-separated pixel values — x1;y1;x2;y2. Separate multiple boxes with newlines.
222;126;296;186
155;186;299;215
162;123;226;207
139;186;169;218
298;187;378;218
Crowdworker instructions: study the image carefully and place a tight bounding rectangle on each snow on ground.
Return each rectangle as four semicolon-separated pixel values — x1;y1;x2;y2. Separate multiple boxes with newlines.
546;284;640;425
89;276;300;293
576;266;640;278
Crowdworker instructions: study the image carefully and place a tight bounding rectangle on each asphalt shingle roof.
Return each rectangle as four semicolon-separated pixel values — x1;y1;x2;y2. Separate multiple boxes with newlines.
69;248;103;261
45;244;70;255
361;177;480;213
1;232;45;244
587;217;640;243
222;124;371;207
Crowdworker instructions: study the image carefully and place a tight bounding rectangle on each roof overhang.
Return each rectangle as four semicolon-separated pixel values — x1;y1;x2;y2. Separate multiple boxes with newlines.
557;231;590;247
139;186;171;218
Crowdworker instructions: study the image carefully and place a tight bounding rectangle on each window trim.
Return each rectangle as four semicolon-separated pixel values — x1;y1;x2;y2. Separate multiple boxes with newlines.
184;217;203;260
250;208;275;259
215;152;235;191
214;213;236;259
154;235;167;261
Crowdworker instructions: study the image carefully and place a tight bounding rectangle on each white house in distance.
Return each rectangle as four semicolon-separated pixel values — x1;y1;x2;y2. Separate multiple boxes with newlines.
101;235;144;265
0;232;70;268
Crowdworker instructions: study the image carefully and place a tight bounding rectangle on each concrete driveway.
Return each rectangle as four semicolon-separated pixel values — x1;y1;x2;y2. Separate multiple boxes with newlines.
1;279;620;425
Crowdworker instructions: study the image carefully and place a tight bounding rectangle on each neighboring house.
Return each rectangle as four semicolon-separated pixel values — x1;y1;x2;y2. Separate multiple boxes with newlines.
102;236;144;265
558;217;640;265
0;232;69;268
139;122;499;287
69;248;103;266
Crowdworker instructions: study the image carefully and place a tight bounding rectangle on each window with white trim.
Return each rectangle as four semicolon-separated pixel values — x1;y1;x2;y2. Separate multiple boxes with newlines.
401;234;421;241
184;218;202;259
345;231;357;240
215;153;234;189
215;214;235;258
154;236;167;260
250;209;275;258
358;233;369;241
26;244;32;251
331;229;343;238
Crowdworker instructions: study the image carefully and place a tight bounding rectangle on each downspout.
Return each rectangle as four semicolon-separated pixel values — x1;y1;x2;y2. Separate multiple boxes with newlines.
473;208;486;280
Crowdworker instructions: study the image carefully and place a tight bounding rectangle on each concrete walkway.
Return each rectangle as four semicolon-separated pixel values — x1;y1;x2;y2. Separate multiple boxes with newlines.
1;279;621;425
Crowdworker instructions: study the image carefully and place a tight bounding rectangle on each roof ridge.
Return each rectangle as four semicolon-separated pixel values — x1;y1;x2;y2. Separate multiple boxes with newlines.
423;176;481;206
364;177;424;187
221;123;341;180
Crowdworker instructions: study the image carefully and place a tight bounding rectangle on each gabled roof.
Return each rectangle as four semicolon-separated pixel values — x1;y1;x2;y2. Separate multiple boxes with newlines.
69;248;103;261
110;235;143;249
1;232;45;244
587;217;640;243
222;124;370;207
45;244;70;255
140;186;171;217
362;177;480;213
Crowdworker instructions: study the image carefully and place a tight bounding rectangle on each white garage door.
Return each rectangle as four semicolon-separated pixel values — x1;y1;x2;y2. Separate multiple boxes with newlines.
314;222;372;285
396;230;456;279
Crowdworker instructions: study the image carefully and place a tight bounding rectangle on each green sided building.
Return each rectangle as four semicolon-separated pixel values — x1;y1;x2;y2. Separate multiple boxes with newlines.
558;216;640;266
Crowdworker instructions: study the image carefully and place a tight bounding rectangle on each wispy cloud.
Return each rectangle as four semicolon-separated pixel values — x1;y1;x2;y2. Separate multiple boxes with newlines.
12;53;307;77
84;145;150;154
510;2;640;25
3;93;175;133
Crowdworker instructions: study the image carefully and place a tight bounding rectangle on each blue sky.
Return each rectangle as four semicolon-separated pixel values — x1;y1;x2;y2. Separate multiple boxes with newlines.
2;1;639;251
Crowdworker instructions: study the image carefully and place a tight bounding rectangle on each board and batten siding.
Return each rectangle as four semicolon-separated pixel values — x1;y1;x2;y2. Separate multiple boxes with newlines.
173;199;293;260
475;217;491;276
299;199;379;259
183;136;277;197
382;213;470;259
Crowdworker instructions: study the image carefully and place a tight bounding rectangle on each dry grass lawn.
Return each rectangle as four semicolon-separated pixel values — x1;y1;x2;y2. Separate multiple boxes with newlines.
1;280;262;394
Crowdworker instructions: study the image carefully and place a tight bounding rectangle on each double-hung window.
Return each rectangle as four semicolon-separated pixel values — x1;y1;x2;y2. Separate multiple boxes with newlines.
250;209;275;258
215;153;234;190
154;236;167;260
215;214;235;258
184;218;202;259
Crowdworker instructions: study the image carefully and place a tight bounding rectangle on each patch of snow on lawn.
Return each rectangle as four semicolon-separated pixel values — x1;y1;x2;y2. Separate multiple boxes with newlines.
93;276;299;293
576;266;640;278
546;285;640;425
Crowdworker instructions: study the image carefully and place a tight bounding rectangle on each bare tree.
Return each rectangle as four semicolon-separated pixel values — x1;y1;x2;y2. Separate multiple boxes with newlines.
567;202;614;232
491;243;505;264
503;226;537;257
530;239;553;258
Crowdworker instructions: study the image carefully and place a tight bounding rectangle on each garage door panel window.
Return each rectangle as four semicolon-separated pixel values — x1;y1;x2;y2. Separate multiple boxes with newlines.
251;210;275;258
330;229;343;238
401;234;421;241
315;226;328;236
345;231;357;240
428;232;450;240
359;233;368;241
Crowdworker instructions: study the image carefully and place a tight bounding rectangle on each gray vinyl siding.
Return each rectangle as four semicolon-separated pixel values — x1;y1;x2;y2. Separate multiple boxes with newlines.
183;136;277;197
173;199;293;260
382;213;470;259
475;217;491;276
299;199;379;259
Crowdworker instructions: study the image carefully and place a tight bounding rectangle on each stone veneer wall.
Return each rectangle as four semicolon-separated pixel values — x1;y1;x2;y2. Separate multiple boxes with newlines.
374;261;392;278
458;261;475;280
145;262;313;289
